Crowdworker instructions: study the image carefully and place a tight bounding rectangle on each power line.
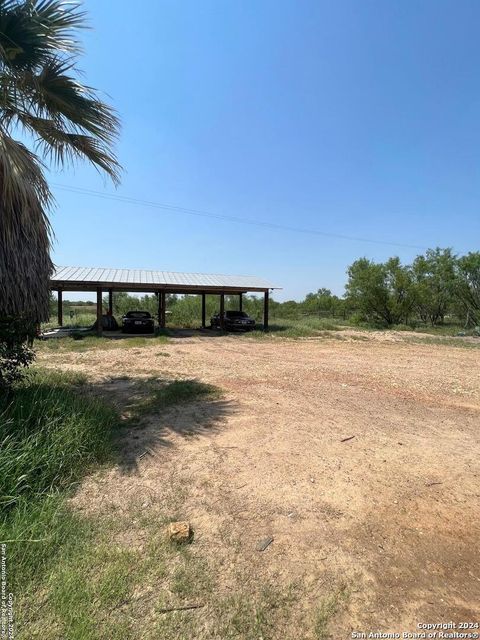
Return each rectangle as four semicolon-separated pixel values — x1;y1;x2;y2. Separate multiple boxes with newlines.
50;182;427;251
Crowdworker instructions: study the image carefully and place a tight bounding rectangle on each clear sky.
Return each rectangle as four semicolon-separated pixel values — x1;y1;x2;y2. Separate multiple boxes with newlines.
48;0;480;301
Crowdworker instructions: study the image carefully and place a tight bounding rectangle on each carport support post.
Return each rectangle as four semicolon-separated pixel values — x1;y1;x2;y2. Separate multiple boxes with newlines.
219;293;225;330
57;289;63;326
201;293;206;328
239;292;243;312
263;290;269;332
96;288;103;336
156;291;161;326
160;292;166;329
108;289;113;315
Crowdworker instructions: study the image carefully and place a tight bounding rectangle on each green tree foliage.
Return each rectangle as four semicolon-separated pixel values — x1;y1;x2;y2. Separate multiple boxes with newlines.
303;288;346;318
455;252;480;326
304;288;332;315
411;248;457;325
345;257;414;326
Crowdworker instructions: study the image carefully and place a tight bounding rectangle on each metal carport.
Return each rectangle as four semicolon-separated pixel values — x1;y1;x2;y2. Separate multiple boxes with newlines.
50;266;280;334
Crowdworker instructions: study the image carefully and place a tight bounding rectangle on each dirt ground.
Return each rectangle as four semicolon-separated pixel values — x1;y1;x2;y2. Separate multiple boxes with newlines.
39;332;480;636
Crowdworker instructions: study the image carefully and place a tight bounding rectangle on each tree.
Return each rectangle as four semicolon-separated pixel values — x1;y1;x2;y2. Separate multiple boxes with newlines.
411;248;457;326
0;1;119;385
0;0;120;325
304;288;337;317
455;252;480;327
345;257;413;326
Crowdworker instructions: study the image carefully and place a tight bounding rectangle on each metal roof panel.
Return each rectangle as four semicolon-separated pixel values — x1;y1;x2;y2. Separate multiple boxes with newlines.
51;266;279;290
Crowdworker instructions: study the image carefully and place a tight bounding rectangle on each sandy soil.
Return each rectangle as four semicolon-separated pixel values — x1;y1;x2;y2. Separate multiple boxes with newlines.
39;333;480;636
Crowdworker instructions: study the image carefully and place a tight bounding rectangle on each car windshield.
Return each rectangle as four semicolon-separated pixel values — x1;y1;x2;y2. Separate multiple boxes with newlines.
125;311;151;318
226;311;248;318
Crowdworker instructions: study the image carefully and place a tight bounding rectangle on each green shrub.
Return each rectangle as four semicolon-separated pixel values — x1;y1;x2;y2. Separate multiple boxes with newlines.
0;317;36;389
391;323;415;331
348;312;368;327
0;341;35;389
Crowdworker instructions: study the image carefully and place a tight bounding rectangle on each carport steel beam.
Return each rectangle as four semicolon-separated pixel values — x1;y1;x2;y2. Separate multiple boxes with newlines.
51;282;268;294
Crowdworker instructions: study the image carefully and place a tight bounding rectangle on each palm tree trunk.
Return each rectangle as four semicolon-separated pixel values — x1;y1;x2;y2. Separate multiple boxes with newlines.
0;197;53;323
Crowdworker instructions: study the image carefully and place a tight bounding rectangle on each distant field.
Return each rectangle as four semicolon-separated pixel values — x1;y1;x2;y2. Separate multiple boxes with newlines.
69;304;96;312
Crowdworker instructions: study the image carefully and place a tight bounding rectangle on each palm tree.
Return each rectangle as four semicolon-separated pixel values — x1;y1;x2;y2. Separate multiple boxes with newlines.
0;0;120;324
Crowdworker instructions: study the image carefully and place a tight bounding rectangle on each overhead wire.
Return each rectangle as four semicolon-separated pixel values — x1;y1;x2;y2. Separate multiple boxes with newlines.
50;182;428;251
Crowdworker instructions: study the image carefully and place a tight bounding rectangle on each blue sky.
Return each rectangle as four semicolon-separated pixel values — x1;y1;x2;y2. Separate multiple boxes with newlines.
48;0;480;300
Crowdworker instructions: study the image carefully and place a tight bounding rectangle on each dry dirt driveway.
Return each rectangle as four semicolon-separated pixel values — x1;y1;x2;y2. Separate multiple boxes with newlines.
42;333;480;636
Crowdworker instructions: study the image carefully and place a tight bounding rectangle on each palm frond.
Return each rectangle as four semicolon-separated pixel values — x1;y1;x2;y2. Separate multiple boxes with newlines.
0;129;51;209
28;57;120;143
0;0;85;69
45;133;120;183
20;114;120;183
4;110;120;183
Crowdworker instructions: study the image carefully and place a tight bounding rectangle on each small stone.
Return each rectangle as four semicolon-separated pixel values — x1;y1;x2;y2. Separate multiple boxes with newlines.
167;521;193;544
256;536;274;552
